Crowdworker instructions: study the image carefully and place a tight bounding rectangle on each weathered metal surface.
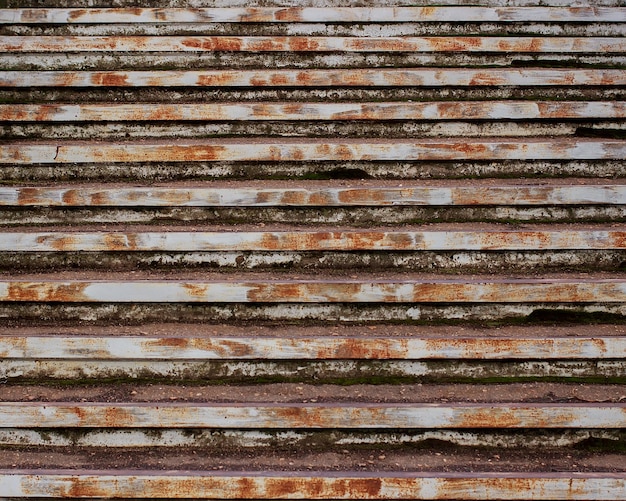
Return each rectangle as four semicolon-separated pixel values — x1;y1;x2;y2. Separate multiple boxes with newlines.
0;428;620;448
2;7;625;24
4;360;623;383
0;403;624;429
2;185;624;207
5;36;625;53
2;69;624;88
1;279;626;303
1;336;623;360
3;230;626;252
2;471;625;499
3;101;625;122
2;140;625;164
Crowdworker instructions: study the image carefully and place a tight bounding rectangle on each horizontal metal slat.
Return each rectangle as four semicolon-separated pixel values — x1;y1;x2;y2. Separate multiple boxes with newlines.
3;230;626;252
2;69;624;87
1;335;623;360
2;471;625;500
2;279;626;303
4;36;625;53
4;101;626;122
2;139;625;164
2;185;624;207
0;403;624;428
2;7;625;24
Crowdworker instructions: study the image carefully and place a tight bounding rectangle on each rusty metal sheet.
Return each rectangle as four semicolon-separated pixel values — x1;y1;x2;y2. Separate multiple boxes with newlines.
2;7;625;24
0;403;624;429
2;69;624;88
2;185;624;207
4;36;625;53
1;335;623;360
3;101;625;122
2;139;625;164
1;279;626;303
1;471;625;499
3;230;626;252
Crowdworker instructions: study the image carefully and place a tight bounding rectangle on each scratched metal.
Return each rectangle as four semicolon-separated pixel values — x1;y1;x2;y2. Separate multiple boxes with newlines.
2;140;625;164
0;403;624;429
2;279;626;303
3;230;626;252
0;336;623;360
4;36;625;53
1;472;626;499
3;101;625;122
2;7;625;24
2;185;624;207
2;69;624;88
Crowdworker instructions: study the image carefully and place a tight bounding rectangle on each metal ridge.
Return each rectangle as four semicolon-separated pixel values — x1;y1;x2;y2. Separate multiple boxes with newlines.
4;101;625;122
1;335;623;359
3;185;624;207
2;7;625;24
1;279;626;303
2;230;626;252
2;139;625;164
0;402;624;429
2;69;623;87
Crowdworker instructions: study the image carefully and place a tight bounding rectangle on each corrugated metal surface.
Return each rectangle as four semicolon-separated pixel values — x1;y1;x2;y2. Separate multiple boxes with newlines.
1;2;625;499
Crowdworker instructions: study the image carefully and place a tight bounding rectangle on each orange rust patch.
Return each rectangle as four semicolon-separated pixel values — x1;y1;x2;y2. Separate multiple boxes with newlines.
153;337;190;348
274;8;303;22
103;406;134;427
197;73;238;86
16;188;40;205
220;339;254;357
6;282;90;302
289;37;321;52
103;233;139;251
66;476;107;498
91;72;129;87
183;283;209;298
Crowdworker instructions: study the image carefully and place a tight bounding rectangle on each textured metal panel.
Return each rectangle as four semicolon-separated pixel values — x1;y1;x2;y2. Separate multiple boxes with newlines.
1;472;626;499
2;140;625;164
2;279;626;303
4;36;625;53
3;101;625;122
2;7;625;24
2;69;624;88
2;185;624;207
0;403;624;429
3;230;626;252
0;335;623;360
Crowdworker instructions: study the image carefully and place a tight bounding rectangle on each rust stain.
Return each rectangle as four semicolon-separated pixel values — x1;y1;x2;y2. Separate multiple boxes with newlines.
66;476;107;498
16;187;40;205
153;337;190;348
464;407;523;428
289;37;321;52
279;190;307;205
6;282;89;302
274;8;303;22
220;339;254;357
103;406;134;427
182;37;243;51
103;233;139;251
90;72;129;86
183;283;209;298
272;406;327;428
89;191;112;205
197;73;238;86
61;189;83;206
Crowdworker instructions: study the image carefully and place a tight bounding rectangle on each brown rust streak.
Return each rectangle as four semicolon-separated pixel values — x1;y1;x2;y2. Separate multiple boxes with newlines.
332;338;408;359
182;37;243;51
6;282;89;302
183;283;209;298
102;233;139;251
90;72;129;86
